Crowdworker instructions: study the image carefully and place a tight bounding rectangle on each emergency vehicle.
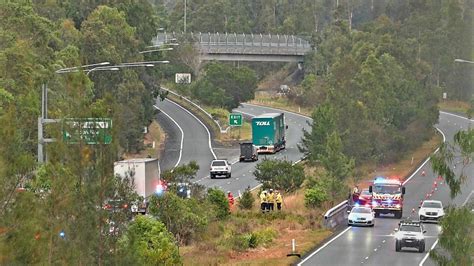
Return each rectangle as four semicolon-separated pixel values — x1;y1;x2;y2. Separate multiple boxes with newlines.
369;176;406;218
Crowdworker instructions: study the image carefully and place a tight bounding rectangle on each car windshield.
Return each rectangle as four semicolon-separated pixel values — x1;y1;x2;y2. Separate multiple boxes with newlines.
374;184;401;194
422;202;442;208
352;207;371;214
400;225;421;232
212;161;226;166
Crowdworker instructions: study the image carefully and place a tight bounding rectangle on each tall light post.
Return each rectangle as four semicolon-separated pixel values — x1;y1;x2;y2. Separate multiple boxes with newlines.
184;0;187;33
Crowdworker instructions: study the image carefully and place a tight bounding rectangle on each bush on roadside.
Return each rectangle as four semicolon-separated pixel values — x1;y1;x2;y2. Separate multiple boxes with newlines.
305;176;330;208
207;188;230;220
238;188;255;210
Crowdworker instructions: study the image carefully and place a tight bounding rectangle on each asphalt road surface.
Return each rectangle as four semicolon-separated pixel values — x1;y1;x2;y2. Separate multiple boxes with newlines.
156;99;311;196
154;99;216;179
298;111;474;266
194;103;311;196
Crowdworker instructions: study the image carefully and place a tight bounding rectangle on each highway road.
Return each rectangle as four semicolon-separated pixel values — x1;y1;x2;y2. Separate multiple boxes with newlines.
154;99;216;179
155;98;311;196
195;103;311;196
298;111;474;266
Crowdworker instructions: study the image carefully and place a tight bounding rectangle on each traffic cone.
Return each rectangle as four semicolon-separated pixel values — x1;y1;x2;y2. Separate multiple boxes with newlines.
412;208;416;214
421;170;426;176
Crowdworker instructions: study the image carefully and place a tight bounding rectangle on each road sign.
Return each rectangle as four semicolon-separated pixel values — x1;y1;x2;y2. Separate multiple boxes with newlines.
229;113;242;126
63;118;112;144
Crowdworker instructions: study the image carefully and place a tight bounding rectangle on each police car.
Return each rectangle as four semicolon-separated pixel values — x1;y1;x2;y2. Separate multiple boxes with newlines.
348;206;375;227
395;220;426;253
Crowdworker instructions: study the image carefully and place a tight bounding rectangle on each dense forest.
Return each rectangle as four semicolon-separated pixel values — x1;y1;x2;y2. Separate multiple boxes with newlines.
0;0;472;264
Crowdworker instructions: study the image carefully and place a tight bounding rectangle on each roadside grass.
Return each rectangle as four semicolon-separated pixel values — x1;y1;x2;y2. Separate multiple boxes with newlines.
123;120;164;159
356;132;443;188
438;100;471;115
249;92;312;117
181;190;331;266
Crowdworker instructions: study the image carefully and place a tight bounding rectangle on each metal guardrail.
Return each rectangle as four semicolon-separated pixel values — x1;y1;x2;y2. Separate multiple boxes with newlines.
160;87;230;133
323;200;349;229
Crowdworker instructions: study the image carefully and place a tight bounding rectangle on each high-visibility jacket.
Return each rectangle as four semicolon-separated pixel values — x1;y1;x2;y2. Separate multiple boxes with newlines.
266;192;275;203
260;192;267;203
276;193;282;203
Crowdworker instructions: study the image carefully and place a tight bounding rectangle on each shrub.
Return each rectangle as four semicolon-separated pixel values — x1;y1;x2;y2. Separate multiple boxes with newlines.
253;227;278;247
304;187;328;208
238;188;255;210
207;188;230;219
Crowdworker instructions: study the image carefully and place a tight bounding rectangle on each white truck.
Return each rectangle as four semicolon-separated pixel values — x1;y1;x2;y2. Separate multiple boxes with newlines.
114;158;161;214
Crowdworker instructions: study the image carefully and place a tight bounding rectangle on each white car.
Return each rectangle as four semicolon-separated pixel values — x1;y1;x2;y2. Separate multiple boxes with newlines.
348;206;375;227
210;159;231;179
418;200;444;222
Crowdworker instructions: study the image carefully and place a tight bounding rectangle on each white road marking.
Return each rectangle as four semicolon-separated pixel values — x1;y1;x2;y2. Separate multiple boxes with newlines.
166;99;217;159
403;127;446;185
419;189;474;265
297;227;351;266
440;111;474;122
154;105;183;168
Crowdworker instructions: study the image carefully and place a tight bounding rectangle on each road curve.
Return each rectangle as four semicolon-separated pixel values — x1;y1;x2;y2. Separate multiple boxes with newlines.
298;112;474;266
154;99;215;178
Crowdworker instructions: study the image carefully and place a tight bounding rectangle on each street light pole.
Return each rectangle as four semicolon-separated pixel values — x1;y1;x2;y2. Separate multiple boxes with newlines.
184;0;187;33
38;61;163;163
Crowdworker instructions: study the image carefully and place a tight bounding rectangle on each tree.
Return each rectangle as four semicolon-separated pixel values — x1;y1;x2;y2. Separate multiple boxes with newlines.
207;188;230;219
430;103;474;264
320;132;355;181
299;102;337;164
148;193;208;245
238;187;255;210
191;62;257;110
118;215;181;265
253;159;305;192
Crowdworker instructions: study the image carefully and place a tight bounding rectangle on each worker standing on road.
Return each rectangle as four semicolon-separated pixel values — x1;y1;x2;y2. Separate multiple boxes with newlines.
275;190;283;211
260;190;267;213
267;189;275;211
227;191;234;210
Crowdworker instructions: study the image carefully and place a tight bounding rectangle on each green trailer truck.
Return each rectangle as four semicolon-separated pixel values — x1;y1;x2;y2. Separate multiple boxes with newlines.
251;113;286;154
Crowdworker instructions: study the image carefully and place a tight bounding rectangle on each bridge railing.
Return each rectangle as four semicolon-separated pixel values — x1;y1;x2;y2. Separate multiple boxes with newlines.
154;32;312;55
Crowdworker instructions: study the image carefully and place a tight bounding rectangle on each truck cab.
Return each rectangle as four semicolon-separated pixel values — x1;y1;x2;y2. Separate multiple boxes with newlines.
369;177;405;218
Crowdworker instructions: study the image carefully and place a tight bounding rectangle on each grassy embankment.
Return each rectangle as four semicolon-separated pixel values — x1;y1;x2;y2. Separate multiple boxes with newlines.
123;121;164;159
438;100;471;115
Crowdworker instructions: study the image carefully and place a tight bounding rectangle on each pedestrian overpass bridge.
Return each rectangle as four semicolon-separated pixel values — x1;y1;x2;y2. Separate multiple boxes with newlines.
153;32;312;62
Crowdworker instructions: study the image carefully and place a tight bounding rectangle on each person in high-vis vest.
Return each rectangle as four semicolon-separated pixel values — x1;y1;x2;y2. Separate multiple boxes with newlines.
267;189;275;211
275;190;283;211
259;190;267;213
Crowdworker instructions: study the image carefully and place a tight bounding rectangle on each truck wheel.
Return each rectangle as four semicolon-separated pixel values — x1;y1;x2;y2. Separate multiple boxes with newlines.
210;174;214;179
374;211;379;218
395;241;401;252
396;210;403;219
228;173;231;178
419;242;425;253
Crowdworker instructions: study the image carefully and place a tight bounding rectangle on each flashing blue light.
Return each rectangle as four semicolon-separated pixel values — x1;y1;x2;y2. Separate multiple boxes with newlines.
179;188;184;193
374;176;386;183
387;198;393;205
372;201;378;207
354;202;360;207
59;230;65;239
155;184;164;196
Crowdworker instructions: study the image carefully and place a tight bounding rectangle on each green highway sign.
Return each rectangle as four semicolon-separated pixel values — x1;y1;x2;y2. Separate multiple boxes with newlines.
63;118;112;144
229;113;242;126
